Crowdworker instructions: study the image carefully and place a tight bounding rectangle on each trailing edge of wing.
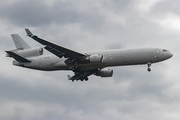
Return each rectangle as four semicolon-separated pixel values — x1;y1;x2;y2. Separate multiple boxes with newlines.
5;51;31;63
25;29;87;59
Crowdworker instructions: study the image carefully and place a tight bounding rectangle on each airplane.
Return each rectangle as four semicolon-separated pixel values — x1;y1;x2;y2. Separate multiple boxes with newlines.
5;29;173;82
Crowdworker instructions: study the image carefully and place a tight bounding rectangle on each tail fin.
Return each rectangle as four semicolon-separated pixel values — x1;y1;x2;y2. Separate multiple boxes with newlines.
11;34;31;50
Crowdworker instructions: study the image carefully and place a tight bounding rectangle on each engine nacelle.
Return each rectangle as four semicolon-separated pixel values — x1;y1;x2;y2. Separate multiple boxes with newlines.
15;47;43;57
88;54;103;63
96;69;113;77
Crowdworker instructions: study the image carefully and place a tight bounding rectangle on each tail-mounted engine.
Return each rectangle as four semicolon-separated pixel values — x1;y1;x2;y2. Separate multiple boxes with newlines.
7;47;43;58
95;69;113;77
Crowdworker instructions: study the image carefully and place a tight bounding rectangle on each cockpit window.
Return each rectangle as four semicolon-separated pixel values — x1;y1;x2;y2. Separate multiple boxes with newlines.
163;49;168;52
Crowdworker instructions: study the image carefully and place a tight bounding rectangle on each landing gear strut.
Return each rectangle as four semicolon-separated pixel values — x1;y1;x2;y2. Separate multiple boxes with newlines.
147;63;151;72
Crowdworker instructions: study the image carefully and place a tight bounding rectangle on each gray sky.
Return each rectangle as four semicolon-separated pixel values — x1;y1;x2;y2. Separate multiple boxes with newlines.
0;0;179;120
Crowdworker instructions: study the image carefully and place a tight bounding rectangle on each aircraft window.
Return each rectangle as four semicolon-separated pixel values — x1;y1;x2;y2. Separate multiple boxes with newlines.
163;49;167;52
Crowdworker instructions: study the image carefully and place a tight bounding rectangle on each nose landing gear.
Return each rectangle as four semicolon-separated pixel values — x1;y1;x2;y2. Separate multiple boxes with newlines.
147;63;151;72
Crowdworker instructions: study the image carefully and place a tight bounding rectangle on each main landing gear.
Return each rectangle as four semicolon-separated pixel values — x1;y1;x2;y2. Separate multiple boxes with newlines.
72;66;89;82
147;63;151;72
80;77;89;81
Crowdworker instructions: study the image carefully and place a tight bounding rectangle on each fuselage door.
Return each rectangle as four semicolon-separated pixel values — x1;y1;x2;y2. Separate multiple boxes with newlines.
154;49;159;60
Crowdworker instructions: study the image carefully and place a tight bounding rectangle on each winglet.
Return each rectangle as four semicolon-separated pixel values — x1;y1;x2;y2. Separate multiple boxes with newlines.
25;29;33;37
5;51;31;63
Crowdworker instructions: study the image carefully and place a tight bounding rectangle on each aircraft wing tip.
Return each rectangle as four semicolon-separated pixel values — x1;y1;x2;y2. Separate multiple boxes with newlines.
25;28;33;37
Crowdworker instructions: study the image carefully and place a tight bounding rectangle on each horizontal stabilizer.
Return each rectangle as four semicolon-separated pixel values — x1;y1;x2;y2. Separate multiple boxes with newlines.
5;51;31;63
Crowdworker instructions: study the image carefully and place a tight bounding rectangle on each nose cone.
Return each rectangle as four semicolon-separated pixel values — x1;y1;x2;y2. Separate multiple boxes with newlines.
159;49;173;61
169;52;173;58
165;51;173;59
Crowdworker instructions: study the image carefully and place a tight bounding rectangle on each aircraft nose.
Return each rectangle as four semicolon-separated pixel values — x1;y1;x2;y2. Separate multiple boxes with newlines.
165;51;173;59
169;52;173;58
162;49;173;60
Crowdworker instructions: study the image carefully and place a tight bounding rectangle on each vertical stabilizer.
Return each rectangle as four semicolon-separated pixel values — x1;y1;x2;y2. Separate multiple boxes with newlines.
11;34;31;50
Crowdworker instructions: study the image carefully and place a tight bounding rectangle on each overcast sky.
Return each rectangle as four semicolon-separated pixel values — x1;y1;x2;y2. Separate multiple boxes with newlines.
0;0;180;120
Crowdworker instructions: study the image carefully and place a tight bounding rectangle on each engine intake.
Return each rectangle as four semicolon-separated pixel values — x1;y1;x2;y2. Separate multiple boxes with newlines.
96;69;113;77
88;54;103;63
15;47;43;57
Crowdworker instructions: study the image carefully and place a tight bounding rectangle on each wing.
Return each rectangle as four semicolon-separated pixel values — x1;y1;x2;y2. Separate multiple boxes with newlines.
25;29;87;59
25;29;97;82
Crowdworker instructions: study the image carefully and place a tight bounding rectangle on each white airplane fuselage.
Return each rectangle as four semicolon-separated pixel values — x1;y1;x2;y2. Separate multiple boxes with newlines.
13;48;173;71
6;30;173;81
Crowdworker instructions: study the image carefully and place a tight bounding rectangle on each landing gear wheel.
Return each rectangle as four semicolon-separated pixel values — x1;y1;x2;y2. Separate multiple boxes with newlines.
85;77;88;81
147;63;151;72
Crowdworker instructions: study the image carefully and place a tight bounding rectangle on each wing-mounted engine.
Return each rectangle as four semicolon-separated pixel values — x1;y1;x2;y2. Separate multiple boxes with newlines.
87;54;103;63
64;54;103;71
7;47;43;58
95;69;113;77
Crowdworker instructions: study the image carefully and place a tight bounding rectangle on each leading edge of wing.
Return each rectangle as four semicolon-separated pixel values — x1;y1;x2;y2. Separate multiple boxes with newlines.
25;29;87;59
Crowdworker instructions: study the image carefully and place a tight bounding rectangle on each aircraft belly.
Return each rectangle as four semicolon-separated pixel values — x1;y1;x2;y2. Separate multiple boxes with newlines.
23;56;68;71
54;61;69;70
39;58;67;70
119;53;153;65
78;63;105;70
